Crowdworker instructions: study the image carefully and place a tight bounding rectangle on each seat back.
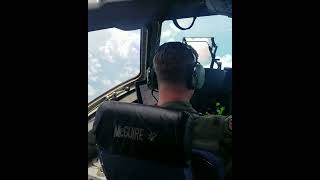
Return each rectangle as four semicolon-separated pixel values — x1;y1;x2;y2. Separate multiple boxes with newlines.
94;101;224;180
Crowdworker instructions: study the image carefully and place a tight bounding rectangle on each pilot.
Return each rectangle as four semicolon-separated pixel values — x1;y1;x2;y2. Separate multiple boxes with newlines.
151;42;232;179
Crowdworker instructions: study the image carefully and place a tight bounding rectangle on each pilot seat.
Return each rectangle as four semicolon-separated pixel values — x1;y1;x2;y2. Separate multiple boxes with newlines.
94;101;224;180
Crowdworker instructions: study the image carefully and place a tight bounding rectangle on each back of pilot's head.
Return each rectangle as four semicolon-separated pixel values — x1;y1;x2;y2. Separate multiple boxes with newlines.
153;42;197;87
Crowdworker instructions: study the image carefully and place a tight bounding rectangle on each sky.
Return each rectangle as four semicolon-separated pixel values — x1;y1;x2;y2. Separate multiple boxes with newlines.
88;15;232;102
88;29;140;102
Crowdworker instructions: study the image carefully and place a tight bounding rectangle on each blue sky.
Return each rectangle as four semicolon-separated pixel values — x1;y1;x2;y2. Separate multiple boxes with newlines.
160;15;232;68
88;15;232;102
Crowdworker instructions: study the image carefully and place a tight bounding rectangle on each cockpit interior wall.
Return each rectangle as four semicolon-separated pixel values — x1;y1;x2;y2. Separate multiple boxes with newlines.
88;0;232;31
190;68;232;115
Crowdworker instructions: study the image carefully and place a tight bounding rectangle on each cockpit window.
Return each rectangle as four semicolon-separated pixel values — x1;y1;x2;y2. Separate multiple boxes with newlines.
88;28;141;102
160;15;232;69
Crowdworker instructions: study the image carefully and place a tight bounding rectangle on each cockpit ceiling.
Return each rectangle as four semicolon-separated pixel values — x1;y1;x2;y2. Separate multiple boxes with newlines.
88;0;232;31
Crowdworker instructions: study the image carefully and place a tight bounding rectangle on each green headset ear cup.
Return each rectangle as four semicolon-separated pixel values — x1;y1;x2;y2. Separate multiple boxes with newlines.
147;66;158;90
192;63;205;89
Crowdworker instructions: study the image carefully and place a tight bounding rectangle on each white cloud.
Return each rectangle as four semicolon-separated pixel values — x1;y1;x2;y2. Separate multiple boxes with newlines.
88;52;102;82
119;66;139;79
88;84;96;97
187;41;232;69
89;76;98;82
98;28;140;62
203;54;232;69
218;54;232;69
98;42;115;63
161;30;172;39
102;79;112;86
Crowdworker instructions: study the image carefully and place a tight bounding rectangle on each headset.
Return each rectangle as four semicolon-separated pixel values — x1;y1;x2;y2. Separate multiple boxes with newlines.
147;42;205;90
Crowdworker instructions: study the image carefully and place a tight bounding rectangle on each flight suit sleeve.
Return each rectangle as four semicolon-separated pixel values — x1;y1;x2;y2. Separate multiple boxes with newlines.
191;114;232;178
192;114;232;156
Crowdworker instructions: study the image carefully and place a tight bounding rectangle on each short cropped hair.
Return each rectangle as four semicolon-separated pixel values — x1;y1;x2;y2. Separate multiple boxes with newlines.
153;42;197;86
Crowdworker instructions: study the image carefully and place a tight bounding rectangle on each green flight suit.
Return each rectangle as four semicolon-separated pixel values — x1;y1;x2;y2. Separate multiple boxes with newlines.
160;101;232;179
